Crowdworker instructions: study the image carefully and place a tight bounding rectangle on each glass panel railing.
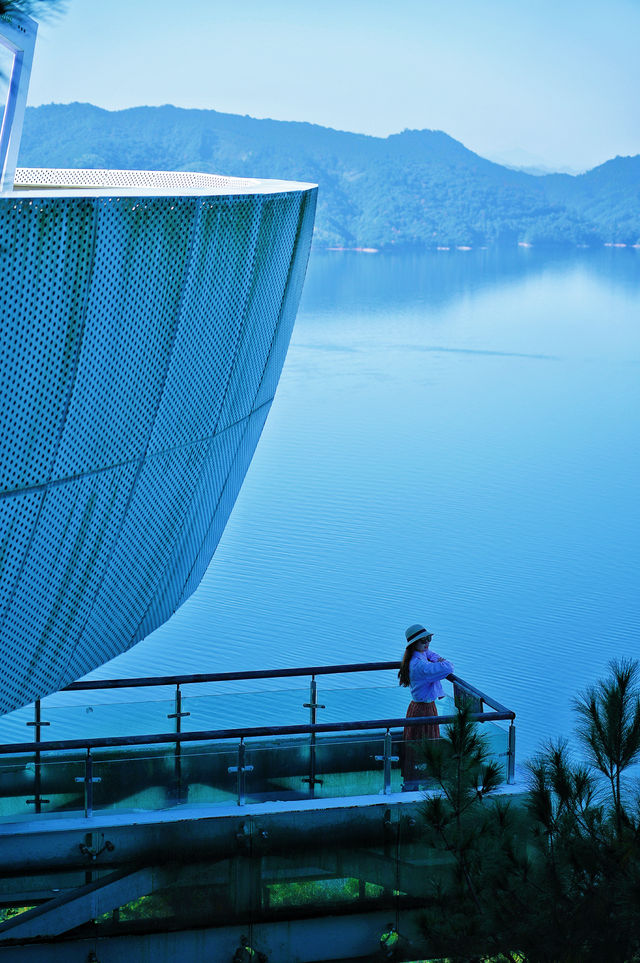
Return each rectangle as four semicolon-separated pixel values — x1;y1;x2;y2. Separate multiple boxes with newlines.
0;757;37;823
38;698;179;741
0;692;181;745
400;719;510;791
89;748;174;814
244;738;312;803
243;732;403;802
0;753;86;823
400;735;443;791
304;684;408;724
180;744;241;806
478;719;511;781
0;669;511;820
188;682;454;734
313;733;401;798
0;718;510;822
180;687;310;732
0;679;460;748
88;743;241;812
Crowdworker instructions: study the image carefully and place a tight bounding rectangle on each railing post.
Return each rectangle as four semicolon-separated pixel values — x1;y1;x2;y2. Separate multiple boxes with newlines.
303;675;325;794
507;722;516;785
85;749;94;817
375;729;399;795
26;698;50;812
167;683;190;803
74;748;101;817
228;737;254;806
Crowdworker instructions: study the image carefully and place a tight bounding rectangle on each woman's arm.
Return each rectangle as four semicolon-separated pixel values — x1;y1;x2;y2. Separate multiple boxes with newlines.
411;654;454;682
427;650;449;664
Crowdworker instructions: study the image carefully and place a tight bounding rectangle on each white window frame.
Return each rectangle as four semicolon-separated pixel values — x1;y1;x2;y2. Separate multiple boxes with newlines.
0;12;37;192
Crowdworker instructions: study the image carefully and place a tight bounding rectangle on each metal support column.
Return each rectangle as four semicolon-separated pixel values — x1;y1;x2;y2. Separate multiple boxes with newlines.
228;738;254;806
167;683;190;802
507;722;516;785
303;676;325;794
26;699;50;812
375;729;399;795
75;748;101;818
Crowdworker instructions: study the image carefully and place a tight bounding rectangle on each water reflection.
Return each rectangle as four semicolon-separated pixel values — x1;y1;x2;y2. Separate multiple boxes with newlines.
300;246;640;316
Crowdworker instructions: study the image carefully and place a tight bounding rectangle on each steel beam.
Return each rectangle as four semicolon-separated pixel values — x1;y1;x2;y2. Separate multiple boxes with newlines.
0;865;177;941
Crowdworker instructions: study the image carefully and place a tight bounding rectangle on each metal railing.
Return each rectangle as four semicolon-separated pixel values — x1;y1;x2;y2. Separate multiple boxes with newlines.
0;662;516;814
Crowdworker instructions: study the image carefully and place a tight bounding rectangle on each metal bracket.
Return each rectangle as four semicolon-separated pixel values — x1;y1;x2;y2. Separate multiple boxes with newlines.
302;775;324;788
79;832;114;861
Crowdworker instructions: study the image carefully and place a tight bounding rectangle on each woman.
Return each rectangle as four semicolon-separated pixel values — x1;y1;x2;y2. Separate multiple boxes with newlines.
398;623;454;788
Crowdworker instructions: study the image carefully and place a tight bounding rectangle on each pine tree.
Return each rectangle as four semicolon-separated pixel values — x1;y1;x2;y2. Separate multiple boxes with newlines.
416;661;640;963
417;703;520;961
573;657;640;834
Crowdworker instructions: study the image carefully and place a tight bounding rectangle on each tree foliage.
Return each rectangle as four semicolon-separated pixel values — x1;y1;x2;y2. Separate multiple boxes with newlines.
417;660;640;963
573;657;640;831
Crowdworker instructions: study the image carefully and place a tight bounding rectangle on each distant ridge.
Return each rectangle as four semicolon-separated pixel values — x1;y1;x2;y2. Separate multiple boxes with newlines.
19;103;640;249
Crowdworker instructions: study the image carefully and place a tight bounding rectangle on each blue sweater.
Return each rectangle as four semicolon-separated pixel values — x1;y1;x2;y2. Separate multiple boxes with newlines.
409;650;454;702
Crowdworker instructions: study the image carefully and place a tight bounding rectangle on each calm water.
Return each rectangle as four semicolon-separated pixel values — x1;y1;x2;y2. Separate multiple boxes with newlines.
17;247;640;761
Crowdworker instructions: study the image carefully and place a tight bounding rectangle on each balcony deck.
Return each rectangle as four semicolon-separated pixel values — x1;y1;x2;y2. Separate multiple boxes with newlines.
0;662;517;960
0;661;515;821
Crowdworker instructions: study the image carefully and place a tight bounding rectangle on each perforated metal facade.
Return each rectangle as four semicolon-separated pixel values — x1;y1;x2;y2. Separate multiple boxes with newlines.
0;169;317;714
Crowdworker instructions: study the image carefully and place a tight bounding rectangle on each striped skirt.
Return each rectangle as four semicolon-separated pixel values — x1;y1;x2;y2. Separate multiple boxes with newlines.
402;700;439;781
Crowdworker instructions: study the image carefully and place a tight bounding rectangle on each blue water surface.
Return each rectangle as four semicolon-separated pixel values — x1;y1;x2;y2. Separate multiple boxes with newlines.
25;247;640;762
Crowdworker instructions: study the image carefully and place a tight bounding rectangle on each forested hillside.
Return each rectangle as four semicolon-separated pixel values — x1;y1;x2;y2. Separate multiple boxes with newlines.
19;103;640;249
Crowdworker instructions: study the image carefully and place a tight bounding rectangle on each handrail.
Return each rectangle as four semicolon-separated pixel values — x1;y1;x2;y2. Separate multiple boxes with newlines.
0;663;514;758
451;676;512;716
63;662;507;713
62;660;510;718
63;661;401;690
0;710;514;757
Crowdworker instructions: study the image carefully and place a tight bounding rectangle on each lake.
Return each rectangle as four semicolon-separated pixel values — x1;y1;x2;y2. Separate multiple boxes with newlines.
12;247;640;763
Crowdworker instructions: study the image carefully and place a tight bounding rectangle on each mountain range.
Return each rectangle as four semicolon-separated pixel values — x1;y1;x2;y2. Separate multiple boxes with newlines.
18;103;640;250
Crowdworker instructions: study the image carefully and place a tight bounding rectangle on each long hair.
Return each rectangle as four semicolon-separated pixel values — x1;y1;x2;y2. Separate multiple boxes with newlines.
398;641;420;687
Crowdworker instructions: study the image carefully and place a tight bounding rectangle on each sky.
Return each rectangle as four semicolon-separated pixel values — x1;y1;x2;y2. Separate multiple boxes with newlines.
20;0;640;172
